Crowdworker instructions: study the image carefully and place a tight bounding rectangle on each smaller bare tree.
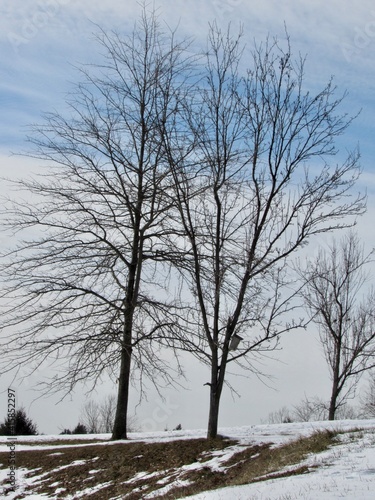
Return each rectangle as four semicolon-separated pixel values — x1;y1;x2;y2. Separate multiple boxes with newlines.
80;394;138;433
80;400;102;434
300;233;375;420
293;396;328;422
267;395;359;423
265;406;294;424
359;371;375;418
99;395;117;434
163;23;364;439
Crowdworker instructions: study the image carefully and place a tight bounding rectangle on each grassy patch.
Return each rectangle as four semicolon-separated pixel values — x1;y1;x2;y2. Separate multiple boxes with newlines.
229;429;338;487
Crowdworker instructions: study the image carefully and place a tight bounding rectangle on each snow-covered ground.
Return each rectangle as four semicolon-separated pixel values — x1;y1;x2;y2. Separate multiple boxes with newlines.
1;419;375;499
185;420;375;500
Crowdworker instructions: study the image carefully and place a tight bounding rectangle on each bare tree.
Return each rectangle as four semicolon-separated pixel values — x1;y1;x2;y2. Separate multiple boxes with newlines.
0;8;190;440
292;396;328;422
80;394;138;433
80;400;102;434
291;396;360;422
267;396;359;424
301;233;375;420
359;371;375;418
99;394;117;433
265;406;294;424
163;26;365;438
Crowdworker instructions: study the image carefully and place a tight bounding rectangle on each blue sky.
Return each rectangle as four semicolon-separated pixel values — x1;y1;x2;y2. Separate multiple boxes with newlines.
0;0;375;434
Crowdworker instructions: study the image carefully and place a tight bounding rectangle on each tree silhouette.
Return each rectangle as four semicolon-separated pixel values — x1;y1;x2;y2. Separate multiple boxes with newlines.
0;407;38;436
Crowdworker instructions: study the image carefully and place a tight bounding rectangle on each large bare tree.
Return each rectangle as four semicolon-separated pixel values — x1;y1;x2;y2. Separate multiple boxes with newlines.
301;233;375;420
163;26;365;438
0;8;190;440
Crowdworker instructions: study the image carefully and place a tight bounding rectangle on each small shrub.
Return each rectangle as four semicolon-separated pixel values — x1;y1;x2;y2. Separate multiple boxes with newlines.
60;429;72;435
73;423;88;434
0;407;38;436
266;406;294;424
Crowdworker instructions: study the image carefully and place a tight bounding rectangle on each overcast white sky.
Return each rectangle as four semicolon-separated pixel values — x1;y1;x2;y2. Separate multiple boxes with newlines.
1;0;375;434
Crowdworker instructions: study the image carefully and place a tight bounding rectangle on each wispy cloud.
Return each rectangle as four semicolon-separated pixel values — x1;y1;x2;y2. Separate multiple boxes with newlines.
1;1;374;167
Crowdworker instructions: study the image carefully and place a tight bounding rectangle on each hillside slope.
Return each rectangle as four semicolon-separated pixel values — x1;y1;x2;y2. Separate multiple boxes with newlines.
1;420;374;499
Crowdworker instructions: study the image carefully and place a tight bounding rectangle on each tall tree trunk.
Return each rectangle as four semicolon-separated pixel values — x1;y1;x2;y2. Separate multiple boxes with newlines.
328;376;339;420
207;349;226;439
207;389;220;439
329;343;341;420
207;373;222;439
111;212;142;439
207;325;233;439
112;341;132;439
111;253;139;439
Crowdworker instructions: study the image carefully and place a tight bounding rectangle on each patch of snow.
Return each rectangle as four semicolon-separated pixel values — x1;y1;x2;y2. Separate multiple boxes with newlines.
54;487;66;494
72;481;113;498
123;470;164;484
144;478;192;498
184;426;375;499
